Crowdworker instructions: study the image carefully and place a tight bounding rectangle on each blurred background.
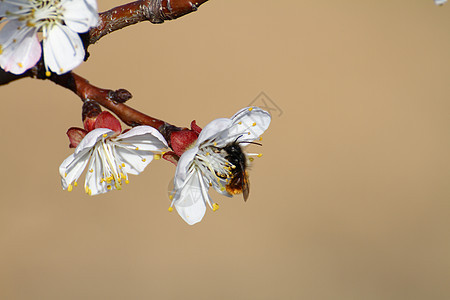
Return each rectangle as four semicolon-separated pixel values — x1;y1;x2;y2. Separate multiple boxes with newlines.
1;0;450;299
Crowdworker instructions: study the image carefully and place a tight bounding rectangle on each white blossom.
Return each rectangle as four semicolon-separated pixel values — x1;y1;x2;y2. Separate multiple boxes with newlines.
60;126;168;195
0;0;98;75
169;107;271;225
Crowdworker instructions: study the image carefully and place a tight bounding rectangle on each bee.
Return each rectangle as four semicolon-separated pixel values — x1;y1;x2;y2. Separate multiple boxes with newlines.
222;142;250;201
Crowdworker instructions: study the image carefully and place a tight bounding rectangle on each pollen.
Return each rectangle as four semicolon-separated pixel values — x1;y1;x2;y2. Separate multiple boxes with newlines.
89;169;93;173
68;184;73;192
249;157;254;162
17;62;23;68
214;142;217;146
125;180;129;184
252;122;257;126
107;185;112;190
248;107;254;111
135;147;139;150
59;68;64;73
257;153;263;157
122;163;126;167
74;182;78;187
168;207;174;212
142;158;146;162
238;122;242;125
169;194;174;200
102;133;107;138
154;154;161;160
212;203;220;211
206;152;210;156
0;45;3;54
64;172;67;178
45;71;51;77
259;137;263;141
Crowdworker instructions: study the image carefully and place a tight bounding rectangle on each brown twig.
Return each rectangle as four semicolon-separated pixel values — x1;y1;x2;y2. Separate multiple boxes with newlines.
49;71;183;145
89;0;209;45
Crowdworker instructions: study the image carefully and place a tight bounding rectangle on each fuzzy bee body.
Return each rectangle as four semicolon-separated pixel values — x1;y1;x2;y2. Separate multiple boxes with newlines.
222;142;250;201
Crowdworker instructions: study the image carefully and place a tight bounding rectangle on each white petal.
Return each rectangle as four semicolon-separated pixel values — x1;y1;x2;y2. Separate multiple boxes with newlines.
174;170;208;225
226;107;271;144
62;0;99;33
74;128;113;155
85;148;108;195
116;125;168;150
59;150;90;189
174;148;198;187
0;20;41;74
43;24;85;74
196;118;232;145
115;147;153;175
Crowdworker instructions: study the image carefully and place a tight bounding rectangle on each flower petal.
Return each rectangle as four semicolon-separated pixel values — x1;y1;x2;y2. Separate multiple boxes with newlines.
0;20;41;74
75;128;113;155
43;23;85;74
116;125;168;150
226;107;271;144
115;147;154;175
62;0;99;33
173;170;208;225
174;147;197;187
196;118;232;145
59;150;91;189
93;111;122;133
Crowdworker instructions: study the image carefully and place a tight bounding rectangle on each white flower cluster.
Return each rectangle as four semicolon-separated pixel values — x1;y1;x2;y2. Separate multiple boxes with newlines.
60;107;271;225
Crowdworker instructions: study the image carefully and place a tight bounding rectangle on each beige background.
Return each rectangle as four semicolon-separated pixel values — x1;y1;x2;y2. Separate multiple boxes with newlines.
1;0;450;299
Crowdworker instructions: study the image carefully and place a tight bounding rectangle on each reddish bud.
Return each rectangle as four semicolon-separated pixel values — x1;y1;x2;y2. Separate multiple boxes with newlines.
162;151;180;166
190;120;202;134
94;111;122;133
67;127;88;148
170;129;199;156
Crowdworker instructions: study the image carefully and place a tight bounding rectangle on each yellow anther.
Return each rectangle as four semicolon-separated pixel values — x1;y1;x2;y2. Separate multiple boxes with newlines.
125;180;129;184
135;147;139;150
209;182;213;187
122;163;125;167
231;165;236;169
213;203;220;211
154;154;161;160
169;195;174;200
107;185;112;190
64;172;67;178
89;169;93;173
0;45;3;55
103;133;107;138
74;182;78;187
168;207;174;212
252;122;256;126
248;107;254;111
238;122;242;125
120;173;126;179
206;152;210;156
259;137;263;141
142;158;146;162
17;62;23;68
100;178;104;183
220;187;226;191
45;71;51;77
106;176;113;183
68;184;73;192
249;157;254;162
257;153;263;158
13;39;17;43
247;132;251;135
214;142;217;146
59;68;64;73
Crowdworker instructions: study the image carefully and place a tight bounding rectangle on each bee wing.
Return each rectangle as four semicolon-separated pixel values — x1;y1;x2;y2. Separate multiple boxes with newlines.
242;170;250;202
